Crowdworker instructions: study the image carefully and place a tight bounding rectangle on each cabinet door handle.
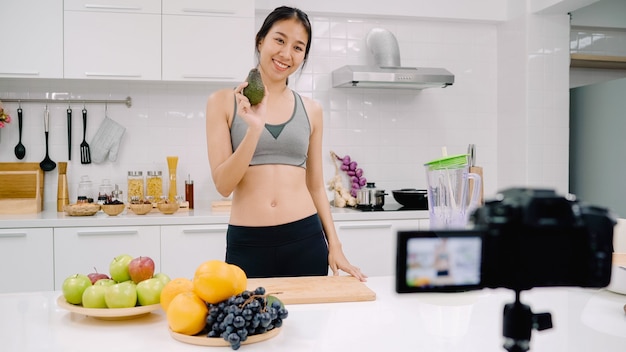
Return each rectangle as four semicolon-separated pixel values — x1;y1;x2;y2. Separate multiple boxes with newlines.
77;229;139;236
181;8;236;15
181;74;236;80
338;223;393;230
85;72;142;78
183;226;228;234
0;232;27;238
84;4;142;11
0;71;39;76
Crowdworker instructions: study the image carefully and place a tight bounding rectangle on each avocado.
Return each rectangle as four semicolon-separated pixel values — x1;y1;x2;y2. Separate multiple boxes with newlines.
242;68;265;105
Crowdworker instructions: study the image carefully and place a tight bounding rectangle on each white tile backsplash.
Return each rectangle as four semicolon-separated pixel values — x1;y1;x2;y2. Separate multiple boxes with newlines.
0;11;573;210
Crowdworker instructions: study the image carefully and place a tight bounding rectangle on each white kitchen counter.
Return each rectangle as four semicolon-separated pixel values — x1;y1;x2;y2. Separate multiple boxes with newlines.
0;204;428;228
1;276;625;352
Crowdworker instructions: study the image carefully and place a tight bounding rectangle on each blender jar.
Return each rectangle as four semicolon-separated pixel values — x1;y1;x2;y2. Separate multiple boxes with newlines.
424;154;482;229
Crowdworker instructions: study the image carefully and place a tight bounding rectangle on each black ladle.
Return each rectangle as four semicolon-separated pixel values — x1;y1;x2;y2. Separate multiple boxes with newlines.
14;107;25;160
40;106;56;172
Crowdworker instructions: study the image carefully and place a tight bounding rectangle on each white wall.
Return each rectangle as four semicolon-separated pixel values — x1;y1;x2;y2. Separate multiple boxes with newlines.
0;3;576;210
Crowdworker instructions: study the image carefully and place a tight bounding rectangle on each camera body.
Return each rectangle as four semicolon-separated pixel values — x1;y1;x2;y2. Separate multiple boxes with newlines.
396;188;615;293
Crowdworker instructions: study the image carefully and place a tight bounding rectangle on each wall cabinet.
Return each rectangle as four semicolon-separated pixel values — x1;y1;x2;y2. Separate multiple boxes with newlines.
336;219;420;277
0;228;54;293
63;0;161;80
0;0;63;79
160;224;228;279
161;0;254;82
53;226;160;290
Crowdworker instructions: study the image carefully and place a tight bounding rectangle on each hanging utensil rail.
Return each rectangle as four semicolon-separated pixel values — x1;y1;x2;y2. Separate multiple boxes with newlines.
0;96;132;108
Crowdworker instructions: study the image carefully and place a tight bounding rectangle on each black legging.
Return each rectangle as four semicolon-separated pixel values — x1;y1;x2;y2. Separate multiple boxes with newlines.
225;214;329;278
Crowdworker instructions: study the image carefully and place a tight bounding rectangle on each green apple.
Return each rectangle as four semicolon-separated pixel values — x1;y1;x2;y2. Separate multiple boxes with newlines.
105;281;137;308
153;272;171;285
136;278;165;306
109;254;133;282
94;278;116;287
62;274;92;305
82;285;108;308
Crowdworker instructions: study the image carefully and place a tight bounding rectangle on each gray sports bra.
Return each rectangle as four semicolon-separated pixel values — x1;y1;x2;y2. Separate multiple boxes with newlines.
230;91;311;168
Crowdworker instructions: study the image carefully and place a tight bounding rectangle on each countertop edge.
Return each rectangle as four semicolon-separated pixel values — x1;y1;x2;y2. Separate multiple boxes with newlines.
0;206;428;228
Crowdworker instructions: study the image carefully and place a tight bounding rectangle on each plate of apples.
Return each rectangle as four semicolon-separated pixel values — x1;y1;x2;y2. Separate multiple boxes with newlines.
57;254;170;320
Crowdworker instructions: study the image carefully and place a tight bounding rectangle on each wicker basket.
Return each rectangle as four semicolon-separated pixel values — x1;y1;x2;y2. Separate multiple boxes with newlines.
102;203;125;216
64;203;101;216
157;202;179;214
129;203;153;215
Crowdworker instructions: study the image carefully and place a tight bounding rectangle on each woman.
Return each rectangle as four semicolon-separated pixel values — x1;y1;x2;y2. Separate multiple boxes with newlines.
205;6;366;281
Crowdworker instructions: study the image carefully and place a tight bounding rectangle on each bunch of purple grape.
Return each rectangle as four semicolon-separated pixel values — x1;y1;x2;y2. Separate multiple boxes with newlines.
204;287;288;350
335;154;367;197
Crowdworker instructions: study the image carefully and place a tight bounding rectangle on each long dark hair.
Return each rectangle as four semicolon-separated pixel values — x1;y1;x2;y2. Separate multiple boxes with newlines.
255;6;312;72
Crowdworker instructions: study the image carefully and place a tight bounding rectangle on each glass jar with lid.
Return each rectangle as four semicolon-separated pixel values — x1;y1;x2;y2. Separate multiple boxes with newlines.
127;171;144;203
97;179;114;205
146;171;163;201
77;175;93;203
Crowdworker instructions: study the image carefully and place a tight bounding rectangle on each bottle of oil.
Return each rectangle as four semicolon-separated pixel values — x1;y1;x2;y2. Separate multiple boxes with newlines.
185;174;194;209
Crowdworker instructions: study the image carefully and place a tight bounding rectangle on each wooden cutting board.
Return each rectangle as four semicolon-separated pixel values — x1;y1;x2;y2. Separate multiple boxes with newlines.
246;275;376;305
211;199;231;212
0;162;44;214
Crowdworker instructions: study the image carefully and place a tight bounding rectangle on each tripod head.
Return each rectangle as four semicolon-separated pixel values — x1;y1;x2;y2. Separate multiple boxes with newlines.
502;290;553;352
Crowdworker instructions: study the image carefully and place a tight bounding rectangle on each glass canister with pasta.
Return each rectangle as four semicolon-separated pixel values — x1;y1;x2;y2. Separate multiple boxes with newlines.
127;171;144;203
146;170;163;202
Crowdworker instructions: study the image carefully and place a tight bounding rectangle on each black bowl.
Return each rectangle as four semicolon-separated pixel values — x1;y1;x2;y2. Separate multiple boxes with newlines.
391;189;428;209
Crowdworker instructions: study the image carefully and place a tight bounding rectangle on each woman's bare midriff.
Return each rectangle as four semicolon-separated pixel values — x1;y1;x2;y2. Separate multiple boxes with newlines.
229;164;317;226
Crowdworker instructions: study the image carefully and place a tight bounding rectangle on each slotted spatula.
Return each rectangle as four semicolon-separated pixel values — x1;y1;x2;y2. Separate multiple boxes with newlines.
80;108;91;164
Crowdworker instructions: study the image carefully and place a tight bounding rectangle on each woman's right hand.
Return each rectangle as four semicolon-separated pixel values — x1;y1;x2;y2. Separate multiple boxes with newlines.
234;81;268;132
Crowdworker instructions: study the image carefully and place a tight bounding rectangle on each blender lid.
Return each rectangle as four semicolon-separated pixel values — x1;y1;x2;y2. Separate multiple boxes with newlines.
424;154;468;170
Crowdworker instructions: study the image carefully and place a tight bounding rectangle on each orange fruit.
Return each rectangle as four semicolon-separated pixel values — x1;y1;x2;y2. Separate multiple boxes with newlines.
192;260;247;304
160;277;194;312
230;264;248;294
166;291;208;335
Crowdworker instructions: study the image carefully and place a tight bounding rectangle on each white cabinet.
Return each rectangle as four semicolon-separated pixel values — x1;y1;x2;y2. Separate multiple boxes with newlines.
0;228;54;293
160;224;228;279
0;1;63;79
335;219;420;277
53;226;160;290
162;0;254;82
63;0;161;80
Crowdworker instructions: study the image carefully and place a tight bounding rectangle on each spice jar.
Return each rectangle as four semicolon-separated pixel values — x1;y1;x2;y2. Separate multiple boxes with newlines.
146;171;163;200
127;171;144;203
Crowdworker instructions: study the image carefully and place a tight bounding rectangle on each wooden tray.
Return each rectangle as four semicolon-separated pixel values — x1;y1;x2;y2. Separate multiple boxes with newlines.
246;275;376;304
56;295;160;320
170;327;280;346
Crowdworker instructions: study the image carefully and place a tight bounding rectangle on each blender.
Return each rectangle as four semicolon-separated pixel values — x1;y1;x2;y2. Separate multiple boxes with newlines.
424;154;482;229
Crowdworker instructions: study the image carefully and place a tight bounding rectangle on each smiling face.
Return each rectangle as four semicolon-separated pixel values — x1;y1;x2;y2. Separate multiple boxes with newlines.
256;17;311;84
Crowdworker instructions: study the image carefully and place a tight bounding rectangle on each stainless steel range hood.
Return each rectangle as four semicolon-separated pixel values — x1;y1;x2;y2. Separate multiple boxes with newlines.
332;65;454;89
332;28;454;90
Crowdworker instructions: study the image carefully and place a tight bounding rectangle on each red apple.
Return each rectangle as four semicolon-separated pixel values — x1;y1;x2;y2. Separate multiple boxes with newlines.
87;268;110;284
128;256;155;284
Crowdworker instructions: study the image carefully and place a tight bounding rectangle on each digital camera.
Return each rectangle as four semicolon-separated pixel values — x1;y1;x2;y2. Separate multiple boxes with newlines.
396;188;616;293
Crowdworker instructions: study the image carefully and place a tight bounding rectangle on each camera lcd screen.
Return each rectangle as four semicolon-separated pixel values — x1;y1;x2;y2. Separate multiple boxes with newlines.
396;230;483;293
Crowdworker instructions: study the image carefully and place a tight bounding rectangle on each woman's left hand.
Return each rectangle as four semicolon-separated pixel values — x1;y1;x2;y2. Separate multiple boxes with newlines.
328;247;367;282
